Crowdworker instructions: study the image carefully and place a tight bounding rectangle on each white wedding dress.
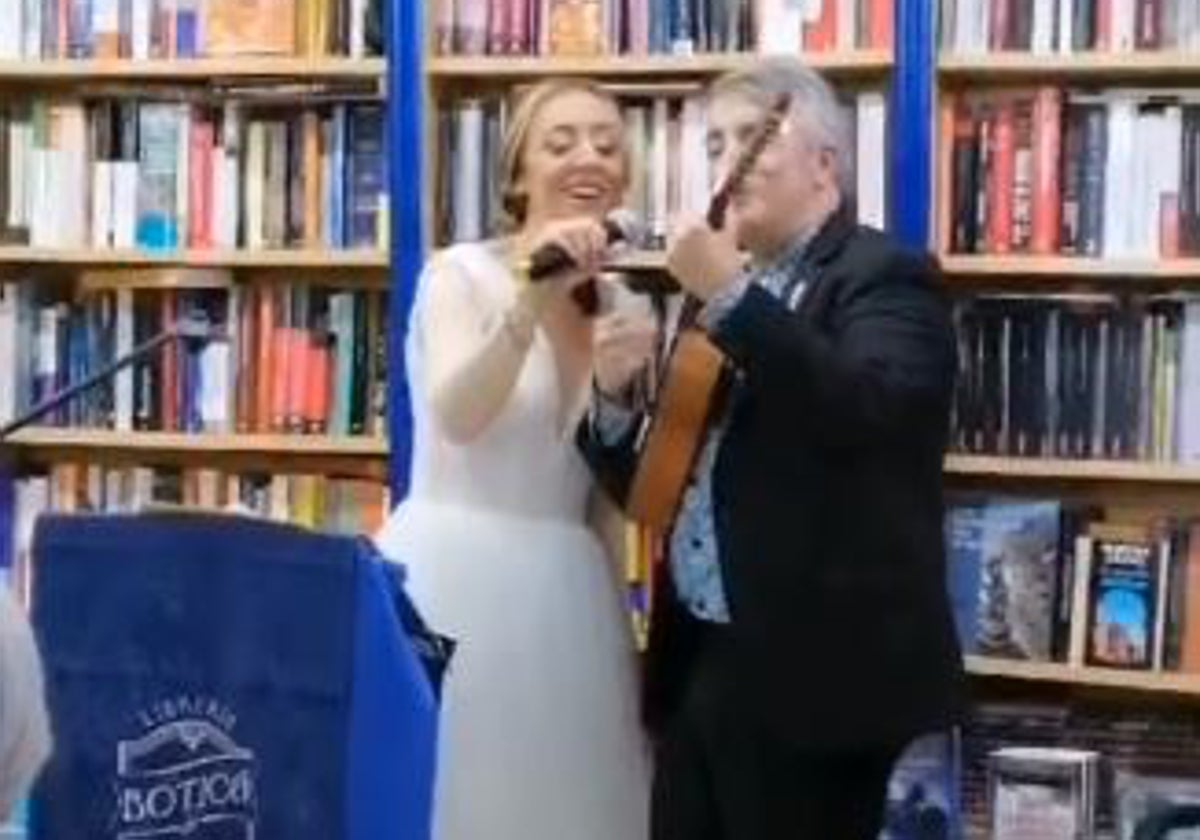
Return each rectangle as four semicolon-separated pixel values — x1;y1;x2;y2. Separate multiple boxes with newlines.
375;242;650;840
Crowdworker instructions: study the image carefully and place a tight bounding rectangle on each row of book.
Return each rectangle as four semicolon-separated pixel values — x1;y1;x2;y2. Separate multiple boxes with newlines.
1;462;389;607
438;90;887;247
0;280;389;437
941;0;1200;54
939;87;1200;260
0;0;382;62
948;294;1200;462
884;705;1200;839
0;100;387;252
945;495;1200;674
432;0;894;56
961;701;1200;838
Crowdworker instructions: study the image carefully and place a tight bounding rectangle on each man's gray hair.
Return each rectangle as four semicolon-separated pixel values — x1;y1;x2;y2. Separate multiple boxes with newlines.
0;588;50;820
710;56;855;194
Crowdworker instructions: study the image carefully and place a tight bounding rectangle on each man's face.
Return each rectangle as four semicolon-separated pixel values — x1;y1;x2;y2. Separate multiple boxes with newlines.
705;93;838;255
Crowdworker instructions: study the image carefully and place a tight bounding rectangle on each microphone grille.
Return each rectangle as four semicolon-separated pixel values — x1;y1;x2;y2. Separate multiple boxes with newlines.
606;208;646;247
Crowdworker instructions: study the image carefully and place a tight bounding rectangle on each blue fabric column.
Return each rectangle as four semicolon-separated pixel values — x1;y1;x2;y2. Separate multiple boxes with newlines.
890;0;937;249
386;0;425;500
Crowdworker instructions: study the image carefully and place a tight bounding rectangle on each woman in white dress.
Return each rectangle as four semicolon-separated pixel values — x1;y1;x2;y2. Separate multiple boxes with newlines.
375;79;652;840
0;586;51;821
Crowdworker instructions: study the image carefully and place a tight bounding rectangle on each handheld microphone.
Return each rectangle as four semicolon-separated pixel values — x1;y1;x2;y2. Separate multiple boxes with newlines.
527;210;641;282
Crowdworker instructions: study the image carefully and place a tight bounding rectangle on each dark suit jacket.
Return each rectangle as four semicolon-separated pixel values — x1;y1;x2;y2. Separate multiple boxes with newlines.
577;203;967;750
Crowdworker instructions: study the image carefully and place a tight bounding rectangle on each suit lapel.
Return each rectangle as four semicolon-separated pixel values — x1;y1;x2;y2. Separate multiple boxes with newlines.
793;201;857;321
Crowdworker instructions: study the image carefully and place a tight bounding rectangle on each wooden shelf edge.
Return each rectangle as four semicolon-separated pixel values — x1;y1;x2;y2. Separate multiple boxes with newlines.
0;57;387;81
3;429;389;457
966;655;1200;696
940;51;1200;78
0;247;389;270
428;50;893;79
944;454;1200;484
622;251;1200;280
940;254;1200;279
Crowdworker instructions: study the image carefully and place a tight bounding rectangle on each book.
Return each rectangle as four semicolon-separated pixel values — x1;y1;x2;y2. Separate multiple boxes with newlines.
1085;524;1162;670
989;746;1100;840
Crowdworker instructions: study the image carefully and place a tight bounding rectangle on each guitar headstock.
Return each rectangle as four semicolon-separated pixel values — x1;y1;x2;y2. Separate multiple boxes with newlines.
706;91;793;231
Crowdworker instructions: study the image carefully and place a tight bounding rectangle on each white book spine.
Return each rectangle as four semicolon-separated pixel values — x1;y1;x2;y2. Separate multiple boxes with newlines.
114;288;134;432
1103;96;1136;259
0;3;22;59
200;341;230;432
650;98;669;243
21;0;40;60
758;0;803;55
678;97;709;216
55;106;89;247
1113;0;1135;50
245;121;266;250
0;283;16;425
856;92;887;228
131;0;151;60
1057;0;1075;53
7;120;28;231
351;0;368;57
451;103;485;242
113;161;139;249
175;106;191;247
92;160;115;249
1032;0;1055;52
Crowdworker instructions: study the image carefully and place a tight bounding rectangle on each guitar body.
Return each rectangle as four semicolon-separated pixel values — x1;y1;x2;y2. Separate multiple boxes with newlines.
626;328;725;533
623;91;790;534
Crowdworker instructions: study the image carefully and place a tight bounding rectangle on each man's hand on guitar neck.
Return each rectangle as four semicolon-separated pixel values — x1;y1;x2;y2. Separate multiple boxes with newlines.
666;213;745;302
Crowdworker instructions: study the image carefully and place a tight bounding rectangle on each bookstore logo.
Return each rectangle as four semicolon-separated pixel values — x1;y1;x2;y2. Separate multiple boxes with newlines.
113;696;257;839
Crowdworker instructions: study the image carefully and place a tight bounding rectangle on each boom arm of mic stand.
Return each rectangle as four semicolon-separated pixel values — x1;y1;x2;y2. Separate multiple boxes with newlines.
0;320;212;442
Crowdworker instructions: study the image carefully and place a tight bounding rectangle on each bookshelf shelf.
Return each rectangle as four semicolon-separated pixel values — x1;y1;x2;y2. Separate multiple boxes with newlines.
0;247;389;271
427;50;893;81
606;251;1200;284
940;254;1200;280
945;455;1200;485
966;655;1200;698
0;57;387;84
940;51;1200;82
2;428;389;457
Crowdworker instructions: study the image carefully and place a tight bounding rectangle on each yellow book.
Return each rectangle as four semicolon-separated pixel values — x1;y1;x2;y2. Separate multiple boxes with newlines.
205;0;297;57
548;0;603;56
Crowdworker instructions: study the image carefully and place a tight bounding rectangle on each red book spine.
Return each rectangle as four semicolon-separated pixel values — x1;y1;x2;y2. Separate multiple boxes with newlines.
1031;87;1063;255
987;100;1016;254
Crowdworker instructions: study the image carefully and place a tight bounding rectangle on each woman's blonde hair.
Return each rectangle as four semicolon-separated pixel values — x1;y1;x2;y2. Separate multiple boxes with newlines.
497;78;629;229
0;587;51;819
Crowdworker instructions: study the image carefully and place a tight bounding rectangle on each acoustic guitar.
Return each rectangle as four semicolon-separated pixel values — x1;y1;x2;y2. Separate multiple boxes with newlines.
625;92;791;533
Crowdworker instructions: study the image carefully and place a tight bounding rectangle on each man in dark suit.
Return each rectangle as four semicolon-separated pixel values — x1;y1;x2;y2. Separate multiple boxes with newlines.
579;56;966;840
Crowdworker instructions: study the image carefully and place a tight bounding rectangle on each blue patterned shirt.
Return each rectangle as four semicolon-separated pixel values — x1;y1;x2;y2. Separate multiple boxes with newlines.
594;230;815;623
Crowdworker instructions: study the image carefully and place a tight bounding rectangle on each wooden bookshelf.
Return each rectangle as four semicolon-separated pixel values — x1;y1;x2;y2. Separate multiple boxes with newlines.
2;428;388;457
427;50;893;82
607;250;1200;289
0;57;387;84
945;455;1200;485
0;247;389;271
940;254;1200;282
940;51;1200;83
966;655;1200;698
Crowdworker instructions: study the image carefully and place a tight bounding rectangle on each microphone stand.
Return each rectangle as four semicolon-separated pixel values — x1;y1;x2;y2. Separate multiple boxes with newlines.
0;319;215;443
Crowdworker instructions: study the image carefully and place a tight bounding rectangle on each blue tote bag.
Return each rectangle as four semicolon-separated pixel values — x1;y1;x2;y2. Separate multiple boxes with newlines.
28;511;441;840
